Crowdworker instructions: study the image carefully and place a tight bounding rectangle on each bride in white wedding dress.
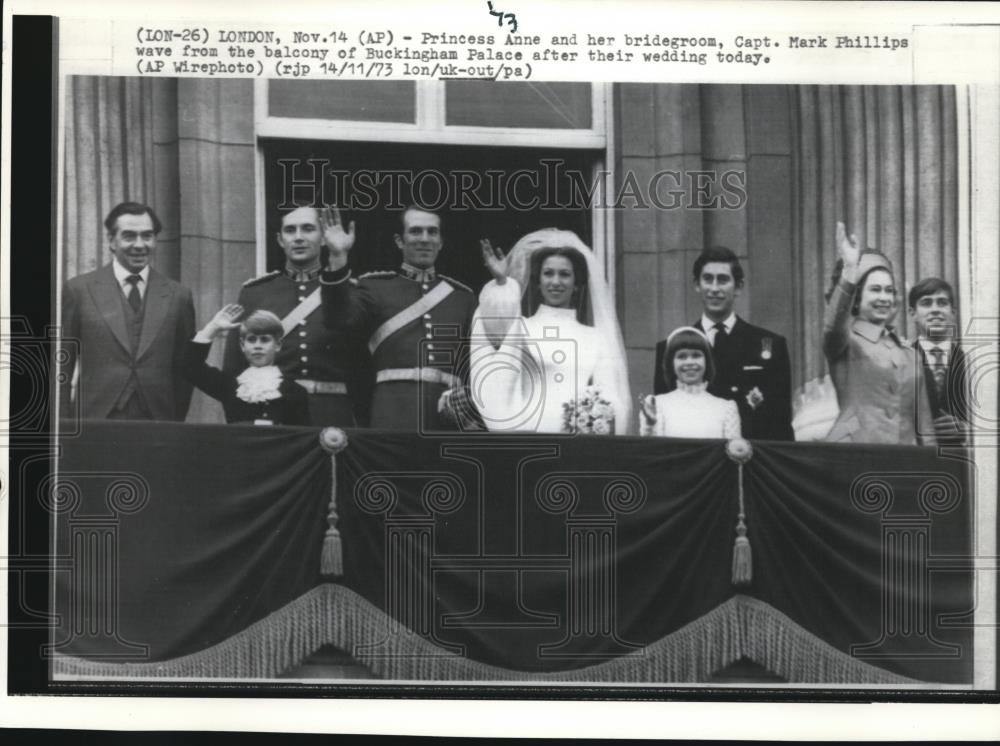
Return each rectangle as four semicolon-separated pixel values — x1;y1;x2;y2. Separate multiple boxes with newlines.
469;228;633;435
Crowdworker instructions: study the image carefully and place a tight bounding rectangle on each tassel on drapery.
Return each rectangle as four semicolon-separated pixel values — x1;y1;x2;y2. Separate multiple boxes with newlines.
318;427;350;577
725;438;754;587
732;522;752;586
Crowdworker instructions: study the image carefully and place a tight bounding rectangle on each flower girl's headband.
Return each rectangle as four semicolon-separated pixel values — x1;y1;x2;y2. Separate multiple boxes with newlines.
666;326;710;345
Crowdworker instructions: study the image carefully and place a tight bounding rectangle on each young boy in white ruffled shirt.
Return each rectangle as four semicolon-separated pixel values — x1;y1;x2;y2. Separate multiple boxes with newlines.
639;326;741;439
184;303;310;426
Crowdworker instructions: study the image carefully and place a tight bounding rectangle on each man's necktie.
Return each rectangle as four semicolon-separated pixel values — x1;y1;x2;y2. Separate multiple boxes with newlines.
125;274;142;312
711;322;732;376
929;346;947;394
713;322;729;354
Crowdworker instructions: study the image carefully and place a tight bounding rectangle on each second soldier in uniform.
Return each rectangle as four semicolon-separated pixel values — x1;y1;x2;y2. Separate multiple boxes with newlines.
320;205;476;431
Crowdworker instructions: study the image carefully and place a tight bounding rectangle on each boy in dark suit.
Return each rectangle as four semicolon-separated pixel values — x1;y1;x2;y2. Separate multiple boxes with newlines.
185;304;310;426
653;246;794;441
908;277;969;443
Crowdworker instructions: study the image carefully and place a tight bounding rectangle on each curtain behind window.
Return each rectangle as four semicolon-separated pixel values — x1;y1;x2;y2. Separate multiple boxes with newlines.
62;76;181;281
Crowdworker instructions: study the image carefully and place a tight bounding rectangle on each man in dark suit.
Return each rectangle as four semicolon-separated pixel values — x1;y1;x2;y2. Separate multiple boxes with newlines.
653;246;794;441
908;277;969;443
60;201;195;421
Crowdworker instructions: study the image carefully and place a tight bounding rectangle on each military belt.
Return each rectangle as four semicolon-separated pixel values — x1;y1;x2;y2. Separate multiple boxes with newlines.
375;368;460;388
295;379;348;395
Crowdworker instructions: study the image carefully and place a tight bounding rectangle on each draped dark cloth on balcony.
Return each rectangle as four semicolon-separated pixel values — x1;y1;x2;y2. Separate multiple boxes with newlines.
53;421;972;684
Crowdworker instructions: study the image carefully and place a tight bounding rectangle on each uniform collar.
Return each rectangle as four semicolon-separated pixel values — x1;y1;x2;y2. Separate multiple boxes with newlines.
285;262;321;283
400;263;436;283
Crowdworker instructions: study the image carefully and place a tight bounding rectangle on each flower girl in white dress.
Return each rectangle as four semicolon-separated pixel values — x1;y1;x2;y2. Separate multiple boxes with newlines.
639;326;741;439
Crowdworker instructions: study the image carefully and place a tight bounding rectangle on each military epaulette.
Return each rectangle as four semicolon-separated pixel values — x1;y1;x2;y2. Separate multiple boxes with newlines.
439;274;473;294
358;270;397;280
242;269;282;287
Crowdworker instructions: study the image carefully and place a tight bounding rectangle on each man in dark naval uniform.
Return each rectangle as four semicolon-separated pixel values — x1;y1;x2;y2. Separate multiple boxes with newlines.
320;205;477;431
224;205;360;426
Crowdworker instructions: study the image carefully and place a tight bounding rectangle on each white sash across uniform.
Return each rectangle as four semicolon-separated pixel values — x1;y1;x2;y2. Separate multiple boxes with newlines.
280;288;321;336
368;281;454;354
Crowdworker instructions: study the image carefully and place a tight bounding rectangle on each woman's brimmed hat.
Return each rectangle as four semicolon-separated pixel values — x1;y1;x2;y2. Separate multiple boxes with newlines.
855;251;894;279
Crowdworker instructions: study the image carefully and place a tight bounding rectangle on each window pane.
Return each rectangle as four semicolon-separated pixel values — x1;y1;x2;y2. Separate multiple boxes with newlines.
446;82;592;129
268;81;416;123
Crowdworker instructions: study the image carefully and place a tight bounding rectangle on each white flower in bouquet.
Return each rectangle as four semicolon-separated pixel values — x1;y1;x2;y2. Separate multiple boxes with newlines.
592;418;611;435
561;386;615;435
591;401;612;419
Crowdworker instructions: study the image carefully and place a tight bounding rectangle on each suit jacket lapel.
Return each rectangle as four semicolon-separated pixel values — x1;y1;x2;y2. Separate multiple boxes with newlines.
137;269;171;360
729;317;747;351
951;345;969;418
88;265;131;355
951;344;966;376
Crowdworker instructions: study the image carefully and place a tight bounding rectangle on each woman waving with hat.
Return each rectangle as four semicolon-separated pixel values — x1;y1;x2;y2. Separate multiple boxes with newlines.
822;222;935;445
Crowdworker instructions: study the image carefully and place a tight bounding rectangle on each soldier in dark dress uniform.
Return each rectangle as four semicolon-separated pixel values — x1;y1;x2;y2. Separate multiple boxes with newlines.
223;205;361;427
319;206;477;431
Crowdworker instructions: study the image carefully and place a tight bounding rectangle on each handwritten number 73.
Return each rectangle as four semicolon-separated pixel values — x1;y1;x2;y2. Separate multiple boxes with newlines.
487;1;518;33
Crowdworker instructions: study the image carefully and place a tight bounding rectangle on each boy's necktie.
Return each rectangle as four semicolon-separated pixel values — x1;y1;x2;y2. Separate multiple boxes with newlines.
929;346;947;394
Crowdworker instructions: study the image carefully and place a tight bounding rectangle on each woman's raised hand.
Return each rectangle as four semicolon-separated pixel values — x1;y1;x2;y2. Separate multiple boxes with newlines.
480;239;509;284
836;221;861;278
319;205;355;271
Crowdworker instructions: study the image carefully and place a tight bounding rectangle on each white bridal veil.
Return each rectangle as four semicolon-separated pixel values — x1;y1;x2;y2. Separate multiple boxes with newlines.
470;228;634;434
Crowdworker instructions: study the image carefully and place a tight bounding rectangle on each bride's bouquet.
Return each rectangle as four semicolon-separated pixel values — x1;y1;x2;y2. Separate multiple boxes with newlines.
561;385;615;435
